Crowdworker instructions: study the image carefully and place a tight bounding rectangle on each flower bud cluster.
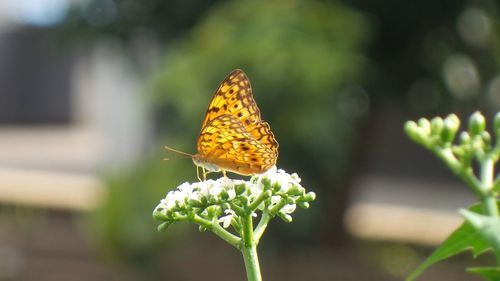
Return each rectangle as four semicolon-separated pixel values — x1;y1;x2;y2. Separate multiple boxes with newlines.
405;112;500;162
153;167;315;231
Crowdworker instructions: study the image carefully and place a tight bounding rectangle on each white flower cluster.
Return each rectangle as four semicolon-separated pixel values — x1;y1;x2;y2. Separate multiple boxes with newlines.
153;167;315;229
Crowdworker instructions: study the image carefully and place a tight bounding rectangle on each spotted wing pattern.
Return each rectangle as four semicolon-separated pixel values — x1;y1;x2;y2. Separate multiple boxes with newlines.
194;69;278;176
200;69;261;130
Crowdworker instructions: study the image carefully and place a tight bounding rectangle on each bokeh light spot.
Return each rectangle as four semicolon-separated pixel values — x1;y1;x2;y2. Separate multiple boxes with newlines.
442;54;480;99
458;8;492;46
337;85;370;119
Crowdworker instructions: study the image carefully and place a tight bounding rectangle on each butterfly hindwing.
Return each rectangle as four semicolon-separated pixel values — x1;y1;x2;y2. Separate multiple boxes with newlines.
197;114;275;175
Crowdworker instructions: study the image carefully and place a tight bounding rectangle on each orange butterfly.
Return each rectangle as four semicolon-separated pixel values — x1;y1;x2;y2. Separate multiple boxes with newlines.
166;69;278;180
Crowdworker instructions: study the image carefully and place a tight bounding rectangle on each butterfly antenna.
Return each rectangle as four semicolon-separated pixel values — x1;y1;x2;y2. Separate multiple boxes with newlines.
164;145;193;158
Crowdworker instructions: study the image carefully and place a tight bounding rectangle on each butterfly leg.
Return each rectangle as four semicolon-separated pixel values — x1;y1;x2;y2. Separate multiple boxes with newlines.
196;166;202;182
202;167;207;181
222;170;227;178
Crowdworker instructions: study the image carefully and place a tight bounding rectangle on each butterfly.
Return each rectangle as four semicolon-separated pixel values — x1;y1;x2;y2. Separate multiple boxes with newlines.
165;69;278;180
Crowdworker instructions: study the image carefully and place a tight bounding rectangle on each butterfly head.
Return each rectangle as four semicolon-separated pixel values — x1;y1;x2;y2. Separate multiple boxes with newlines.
192;154;221;173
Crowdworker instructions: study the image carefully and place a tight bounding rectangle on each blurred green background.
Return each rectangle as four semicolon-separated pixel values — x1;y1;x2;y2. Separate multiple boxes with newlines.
1;0;499;280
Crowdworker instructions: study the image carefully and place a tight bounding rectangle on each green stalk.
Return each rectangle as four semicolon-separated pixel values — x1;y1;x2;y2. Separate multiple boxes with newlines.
481;158;499;218
241;214;262;281
211;220;241;248
254;212;271;243
436;148;482;197
242;243;261;281
190;214;241;248
480;157;500;264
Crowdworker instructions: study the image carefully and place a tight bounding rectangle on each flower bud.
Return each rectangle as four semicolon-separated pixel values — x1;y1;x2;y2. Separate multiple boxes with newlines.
441;114;460;143
277;211;293;223
153;210;169;221
261;178;272;190
157;222;171;232
304;192;316;201
287;185;303;196
469;111;486;135
445;114;460;131
430;117;444;136
235;183;246;195
481;131;491;149
495;112;500;136
471;135;484;153
272;182;281;192
459;131;471;145
418;118;431;135
405;121;426;144
297;201;310;209
206;205;221;218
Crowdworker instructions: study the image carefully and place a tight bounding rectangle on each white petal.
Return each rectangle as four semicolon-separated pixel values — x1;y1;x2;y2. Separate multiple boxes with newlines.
282;204;296;214
218;214;233;228
209;185;223;196
177;182;192;192
271;196;280;205
188;192;201;202
227;189;236;200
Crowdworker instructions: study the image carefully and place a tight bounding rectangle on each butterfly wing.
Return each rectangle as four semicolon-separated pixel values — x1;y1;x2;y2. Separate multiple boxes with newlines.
196;114;277;175
194;69;278;176
200;69;261;130
245;121;279;157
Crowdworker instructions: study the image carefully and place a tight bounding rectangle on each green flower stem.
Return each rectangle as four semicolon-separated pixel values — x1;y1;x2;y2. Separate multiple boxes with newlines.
479;157;500;265
240;214;262;281
435;147;483;197
189;213;212;228
484;195;499;218
481;158;494;191
254;211;272;243
212;220;241;248
242;243;261;281
241;213;255;247
490;139;500;161
190;215;241;248
248;190;272;211
480;158;499;218
269;198;288;214
230;202;244;214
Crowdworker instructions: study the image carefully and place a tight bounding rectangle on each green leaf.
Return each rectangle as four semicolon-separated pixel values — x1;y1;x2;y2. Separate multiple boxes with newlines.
467;267;500;281
406;203;491;281
460;209;500;253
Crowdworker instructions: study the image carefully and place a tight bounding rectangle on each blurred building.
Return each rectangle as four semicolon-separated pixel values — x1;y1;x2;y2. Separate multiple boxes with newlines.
0;1;154;279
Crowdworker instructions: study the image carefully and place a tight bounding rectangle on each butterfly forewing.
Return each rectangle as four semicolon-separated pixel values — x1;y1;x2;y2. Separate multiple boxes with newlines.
200;69;261;129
